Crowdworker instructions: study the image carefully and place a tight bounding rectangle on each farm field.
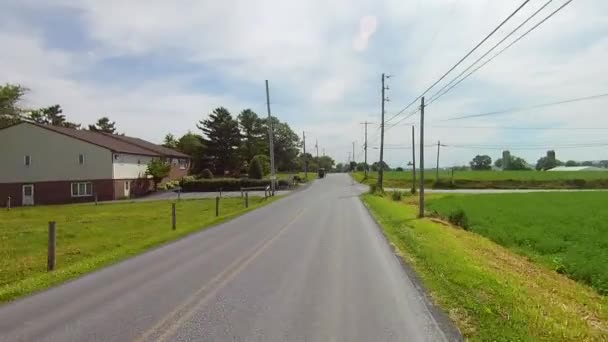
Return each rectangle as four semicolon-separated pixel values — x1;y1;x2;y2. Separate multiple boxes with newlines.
0;196;279;303
363;193;608;341
355;170;608;189
427;192;608;295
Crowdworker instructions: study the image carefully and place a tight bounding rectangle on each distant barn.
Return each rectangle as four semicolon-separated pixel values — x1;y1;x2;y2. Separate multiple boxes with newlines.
548;166;607;172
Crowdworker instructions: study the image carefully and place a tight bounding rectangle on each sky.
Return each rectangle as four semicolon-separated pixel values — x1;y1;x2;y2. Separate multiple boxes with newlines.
1;0;608;168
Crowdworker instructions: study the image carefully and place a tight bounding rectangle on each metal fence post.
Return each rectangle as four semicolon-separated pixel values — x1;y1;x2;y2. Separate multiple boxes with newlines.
94;193;98;205
215;196;220;217
172;203;176;230
48;222;56;271
6;196;10;210
245;192;249;208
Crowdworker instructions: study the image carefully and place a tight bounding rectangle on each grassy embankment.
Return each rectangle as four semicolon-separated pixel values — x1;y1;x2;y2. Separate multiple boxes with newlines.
427;192;608;295
0;196;279;303
363;193;608;341
355;170;608;189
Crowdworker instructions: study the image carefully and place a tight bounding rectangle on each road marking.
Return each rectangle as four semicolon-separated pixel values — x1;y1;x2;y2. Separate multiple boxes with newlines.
135;209;305;342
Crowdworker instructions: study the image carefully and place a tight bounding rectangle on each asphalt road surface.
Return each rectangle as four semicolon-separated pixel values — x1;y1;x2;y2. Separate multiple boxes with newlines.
0;174;459;342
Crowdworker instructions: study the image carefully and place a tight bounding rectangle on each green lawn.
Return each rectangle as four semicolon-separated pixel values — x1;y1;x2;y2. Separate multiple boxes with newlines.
0;196;279;303
427;192;608;295
355;170;608;189
363;193;608;341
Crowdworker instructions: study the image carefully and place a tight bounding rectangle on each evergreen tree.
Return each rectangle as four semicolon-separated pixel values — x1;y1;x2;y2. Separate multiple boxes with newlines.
196;107;241;175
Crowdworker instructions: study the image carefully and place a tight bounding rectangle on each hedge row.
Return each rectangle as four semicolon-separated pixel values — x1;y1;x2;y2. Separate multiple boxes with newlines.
180;178;290;192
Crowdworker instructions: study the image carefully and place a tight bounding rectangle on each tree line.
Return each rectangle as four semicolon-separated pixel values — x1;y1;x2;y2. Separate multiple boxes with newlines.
0;83;119;134
470;150;608;171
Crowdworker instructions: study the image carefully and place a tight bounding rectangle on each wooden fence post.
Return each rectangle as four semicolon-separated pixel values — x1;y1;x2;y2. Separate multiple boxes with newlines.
215;196;220;217
6;196;10;210
48;222;56;271
245;192;249;208
94;193;98;205
172;203;176;230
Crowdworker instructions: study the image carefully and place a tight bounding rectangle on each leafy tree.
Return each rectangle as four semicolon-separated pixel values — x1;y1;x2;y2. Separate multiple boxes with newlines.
356;162;368;172
197;107;241;175
509;157;530;170
582;161;594;167
252;154;271;175
565;160;579;167
317;156;335;171
262;117;300;171
146;159;171;189
371;161;390;172
163;133;178;149
201;169;214;179
0;83;28;128
349;161;357;171
28;105;80;128
238;109;266;163
470;155;492;170
495;158;503;168
395;167;404;171
248;157;264;179
89;116;117;133
335;163;345;172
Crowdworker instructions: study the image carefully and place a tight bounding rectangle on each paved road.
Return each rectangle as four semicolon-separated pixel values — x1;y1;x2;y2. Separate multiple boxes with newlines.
0;174;458;342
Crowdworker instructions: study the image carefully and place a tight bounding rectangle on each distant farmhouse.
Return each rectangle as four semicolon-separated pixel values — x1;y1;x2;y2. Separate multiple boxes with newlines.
0;122;191;206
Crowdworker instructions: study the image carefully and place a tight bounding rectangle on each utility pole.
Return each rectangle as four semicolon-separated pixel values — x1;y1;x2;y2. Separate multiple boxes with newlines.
411;125;416;193
361;122;371;178
419;97;425;218
436;140;441;181
303;131;307;179
378;73;390;189
315;139;319;159
265;80;276;195
323;148;325;156
352;141;355;164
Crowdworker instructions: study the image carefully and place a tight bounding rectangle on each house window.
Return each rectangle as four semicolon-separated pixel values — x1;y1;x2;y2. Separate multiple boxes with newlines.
24;155;31;166
79;154;85;165
178;159;188;170
125;181;130;191
71;182;93;197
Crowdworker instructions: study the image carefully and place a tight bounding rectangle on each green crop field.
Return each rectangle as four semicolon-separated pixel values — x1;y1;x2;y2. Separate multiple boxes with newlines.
427;192;608;295
355;170;608;189
0;196;278;302
363;193;608;340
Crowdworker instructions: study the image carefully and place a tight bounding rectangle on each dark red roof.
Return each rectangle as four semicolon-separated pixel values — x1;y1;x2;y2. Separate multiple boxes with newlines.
29;123;189;158
102;133;190;158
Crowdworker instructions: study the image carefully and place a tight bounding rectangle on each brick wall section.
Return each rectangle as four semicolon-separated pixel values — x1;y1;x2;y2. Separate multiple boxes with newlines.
0;179;115;206
113;178;153;200
163;164;189;184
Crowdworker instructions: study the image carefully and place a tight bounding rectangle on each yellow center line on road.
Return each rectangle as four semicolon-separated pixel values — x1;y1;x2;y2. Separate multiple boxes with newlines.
135;209;306;342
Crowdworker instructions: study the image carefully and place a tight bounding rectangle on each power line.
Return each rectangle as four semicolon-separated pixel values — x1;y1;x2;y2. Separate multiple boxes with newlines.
439;92;608;122
427;0;555;105
385;0;532;124
428;0;576;104
424;125;608;130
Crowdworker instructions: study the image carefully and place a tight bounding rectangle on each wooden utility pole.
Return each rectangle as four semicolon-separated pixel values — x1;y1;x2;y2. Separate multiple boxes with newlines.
352;141;355;164
378;73;386;189
48;222;56;271
411;125;416;193
303;131;307;179
361;122;371;178
265;80;276;195
419;97;425;218
436;140;441;181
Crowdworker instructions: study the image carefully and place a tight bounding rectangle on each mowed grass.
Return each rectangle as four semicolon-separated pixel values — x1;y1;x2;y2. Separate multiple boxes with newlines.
0;196;278;303
363;194;608;341
355;170;608;189
427;192;608;295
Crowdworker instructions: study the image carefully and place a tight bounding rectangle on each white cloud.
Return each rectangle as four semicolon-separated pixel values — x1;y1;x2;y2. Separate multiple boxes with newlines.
2;0;607;165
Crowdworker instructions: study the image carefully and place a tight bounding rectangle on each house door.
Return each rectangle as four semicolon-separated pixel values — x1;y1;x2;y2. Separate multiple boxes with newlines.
22;184;34;206
124;181;131;198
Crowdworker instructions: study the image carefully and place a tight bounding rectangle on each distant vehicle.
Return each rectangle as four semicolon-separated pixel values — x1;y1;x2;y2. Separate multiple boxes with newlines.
318;168;326;178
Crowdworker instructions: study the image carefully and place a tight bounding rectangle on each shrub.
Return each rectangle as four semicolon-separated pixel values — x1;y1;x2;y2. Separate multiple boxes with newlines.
293;175;302;183
164;180;180;190
201;169;213;179
448;209;469;230
391;190;403;201
252;155;271;175
369;183;384;195
180;179;289;192
248;157;264;179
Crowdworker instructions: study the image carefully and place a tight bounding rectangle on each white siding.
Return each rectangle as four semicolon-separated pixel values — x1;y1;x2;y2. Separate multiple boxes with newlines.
112;153;153;179
0;123;113;183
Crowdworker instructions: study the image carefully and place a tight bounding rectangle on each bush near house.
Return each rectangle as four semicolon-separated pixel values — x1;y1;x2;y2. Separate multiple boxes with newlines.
180;178;289;192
